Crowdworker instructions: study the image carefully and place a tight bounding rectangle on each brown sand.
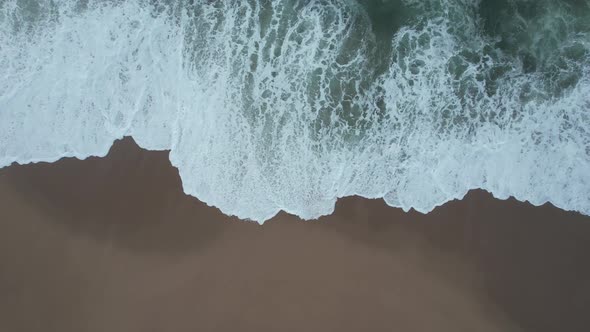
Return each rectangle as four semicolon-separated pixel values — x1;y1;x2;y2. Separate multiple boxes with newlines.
0;137;589;332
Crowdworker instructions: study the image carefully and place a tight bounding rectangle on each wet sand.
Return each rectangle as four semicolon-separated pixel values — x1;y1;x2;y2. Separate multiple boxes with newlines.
0;137;589;332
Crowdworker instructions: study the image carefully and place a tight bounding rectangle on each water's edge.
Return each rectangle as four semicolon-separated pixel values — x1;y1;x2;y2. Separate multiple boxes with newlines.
3;136;584;224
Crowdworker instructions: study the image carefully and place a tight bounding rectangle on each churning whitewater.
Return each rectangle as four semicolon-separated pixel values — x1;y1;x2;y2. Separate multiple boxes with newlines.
1;0;589;222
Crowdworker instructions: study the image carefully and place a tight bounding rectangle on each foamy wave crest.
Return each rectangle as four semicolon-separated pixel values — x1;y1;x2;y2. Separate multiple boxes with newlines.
1;0;589;223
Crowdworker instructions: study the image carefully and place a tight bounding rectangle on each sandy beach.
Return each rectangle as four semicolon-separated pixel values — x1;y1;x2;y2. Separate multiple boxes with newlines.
0;137;589;332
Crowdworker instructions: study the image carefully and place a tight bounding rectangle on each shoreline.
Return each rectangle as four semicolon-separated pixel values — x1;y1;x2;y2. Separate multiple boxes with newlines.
3;136;586;223
1;137;589;331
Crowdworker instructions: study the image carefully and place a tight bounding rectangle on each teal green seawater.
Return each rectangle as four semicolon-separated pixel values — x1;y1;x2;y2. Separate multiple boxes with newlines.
1;0;589;222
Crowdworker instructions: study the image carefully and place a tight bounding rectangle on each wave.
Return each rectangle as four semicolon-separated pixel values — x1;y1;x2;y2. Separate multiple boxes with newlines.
1;0;589;223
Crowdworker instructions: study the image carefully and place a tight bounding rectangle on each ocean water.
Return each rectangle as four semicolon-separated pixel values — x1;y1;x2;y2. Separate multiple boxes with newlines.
1;0;589;223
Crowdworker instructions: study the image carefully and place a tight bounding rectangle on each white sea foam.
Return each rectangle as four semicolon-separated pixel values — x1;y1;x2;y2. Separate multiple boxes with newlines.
1;0;589;223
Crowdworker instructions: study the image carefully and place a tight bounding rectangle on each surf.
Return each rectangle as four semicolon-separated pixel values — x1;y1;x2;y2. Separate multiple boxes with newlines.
1;0;589;223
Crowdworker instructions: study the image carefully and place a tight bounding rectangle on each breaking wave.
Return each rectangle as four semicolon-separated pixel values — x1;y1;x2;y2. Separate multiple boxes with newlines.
1;0;589;222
